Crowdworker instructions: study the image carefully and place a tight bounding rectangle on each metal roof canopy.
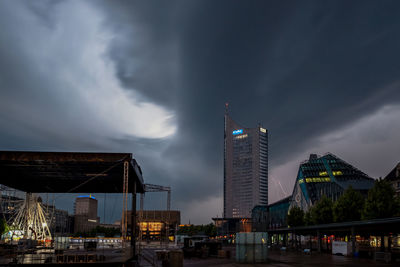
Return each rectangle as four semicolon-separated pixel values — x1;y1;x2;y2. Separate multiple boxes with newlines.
0;151;145;193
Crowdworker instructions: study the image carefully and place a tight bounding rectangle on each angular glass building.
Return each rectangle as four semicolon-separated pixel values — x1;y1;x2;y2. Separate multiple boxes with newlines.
290;153;374;211
224;107;268;218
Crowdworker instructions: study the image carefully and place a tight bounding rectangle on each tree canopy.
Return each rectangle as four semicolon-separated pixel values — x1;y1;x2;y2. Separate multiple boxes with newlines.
0;218;7;236
73;226;121;238
362;179;399;220
177;223;216;237
304;210;313;226
287;206;304;227
333;186;365;222
310;195;334;225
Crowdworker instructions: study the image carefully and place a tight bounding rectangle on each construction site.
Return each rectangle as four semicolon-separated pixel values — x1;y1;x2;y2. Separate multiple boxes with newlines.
0;150;182;266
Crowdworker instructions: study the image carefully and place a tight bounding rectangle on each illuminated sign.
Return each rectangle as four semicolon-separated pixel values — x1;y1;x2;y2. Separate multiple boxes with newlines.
260;128;267;133
232;129;243;135
235;134;248;139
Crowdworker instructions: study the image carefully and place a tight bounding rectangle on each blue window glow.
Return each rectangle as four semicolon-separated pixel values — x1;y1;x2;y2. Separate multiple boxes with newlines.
232;129;243;135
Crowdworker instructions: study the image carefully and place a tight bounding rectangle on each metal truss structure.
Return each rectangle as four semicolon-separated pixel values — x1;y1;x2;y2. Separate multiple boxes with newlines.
7;193;52;241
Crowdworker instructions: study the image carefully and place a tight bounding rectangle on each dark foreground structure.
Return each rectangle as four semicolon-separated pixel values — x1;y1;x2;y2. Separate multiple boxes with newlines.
0;151;144;265
268;217;400;261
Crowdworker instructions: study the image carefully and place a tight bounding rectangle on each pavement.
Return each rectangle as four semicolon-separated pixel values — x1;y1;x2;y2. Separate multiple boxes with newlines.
140;248;400;266
183;250;400;267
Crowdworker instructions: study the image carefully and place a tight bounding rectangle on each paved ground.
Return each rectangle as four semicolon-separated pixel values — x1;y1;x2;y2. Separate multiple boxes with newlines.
140;248;400;266
183;250;400;267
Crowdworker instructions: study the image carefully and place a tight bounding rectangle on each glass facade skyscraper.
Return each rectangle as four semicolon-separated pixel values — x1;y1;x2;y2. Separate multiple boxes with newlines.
224;109;268;218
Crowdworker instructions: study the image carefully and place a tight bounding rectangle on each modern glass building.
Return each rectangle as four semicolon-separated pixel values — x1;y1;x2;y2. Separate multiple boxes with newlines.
252;196;291;231
224;106;268;218
290;153;374;211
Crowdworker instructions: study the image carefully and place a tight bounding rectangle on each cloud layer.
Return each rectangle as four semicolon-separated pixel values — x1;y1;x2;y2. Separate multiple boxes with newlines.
1;1;400;224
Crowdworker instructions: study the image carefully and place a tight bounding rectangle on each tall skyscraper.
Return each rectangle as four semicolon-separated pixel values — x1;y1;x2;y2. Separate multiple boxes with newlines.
224;105;268;218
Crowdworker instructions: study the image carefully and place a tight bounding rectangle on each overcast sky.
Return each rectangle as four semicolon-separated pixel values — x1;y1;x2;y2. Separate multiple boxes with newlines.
1;0;400;224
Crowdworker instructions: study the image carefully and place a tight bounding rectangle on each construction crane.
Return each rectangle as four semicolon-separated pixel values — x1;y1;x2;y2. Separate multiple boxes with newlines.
139;184;172;243
140;183;171;211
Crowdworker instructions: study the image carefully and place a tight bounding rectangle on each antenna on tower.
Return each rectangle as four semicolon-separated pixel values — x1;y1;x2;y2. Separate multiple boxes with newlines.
225;102;229;115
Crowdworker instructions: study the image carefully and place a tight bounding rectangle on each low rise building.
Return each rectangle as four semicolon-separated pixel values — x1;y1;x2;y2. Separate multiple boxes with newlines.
125;210;180;241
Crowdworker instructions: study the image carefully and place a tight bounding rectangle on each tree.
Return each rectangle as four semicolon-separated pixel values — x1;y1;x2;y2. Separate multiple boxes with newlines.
204;223;217;237
177;224;216;237
287;206;304;227
304;210;313;226
73;226;121;237
310;195;333;225
0;218;7;236
333;186;365;222
362;179;399;220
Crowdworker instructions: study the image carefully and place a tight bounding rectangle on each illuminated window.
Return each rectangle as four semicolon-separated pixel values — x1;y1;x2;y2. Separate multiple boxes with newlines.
332;171;343;176
260;128;267;133
319;171;328;176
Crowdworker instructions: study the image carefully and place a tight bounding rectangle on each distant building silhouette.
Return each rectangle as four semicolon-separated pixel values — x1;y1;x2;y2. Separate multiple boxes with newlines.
224;105;268;218
74;195;99;233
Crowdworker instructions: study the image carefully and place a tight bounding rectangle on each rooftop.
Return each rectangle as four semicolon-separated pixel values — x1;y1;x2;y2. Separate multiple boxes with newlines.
0;151;144;193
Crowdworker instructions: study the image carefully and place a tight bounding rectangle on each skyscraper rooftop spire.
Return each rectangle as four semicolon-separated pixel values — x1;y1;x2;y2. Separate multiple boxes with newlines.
225;102;229;115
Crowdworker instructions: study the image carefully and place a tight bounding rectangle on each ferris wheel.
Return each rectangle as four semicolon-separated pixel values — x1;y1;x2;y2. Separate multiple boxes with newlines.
5;193;52;241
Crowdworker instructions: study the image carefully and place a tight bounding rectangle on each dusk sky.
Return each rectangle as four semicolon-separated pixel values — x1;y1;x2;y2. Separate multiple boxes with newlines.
1;0;400;224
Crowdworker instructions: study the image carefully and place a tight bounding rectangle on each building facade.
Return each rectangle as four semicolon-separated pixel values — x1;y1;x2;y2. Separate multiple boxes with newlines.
224;108;268;218
252;196;291;231
384;162;400;198
290;153;374;211
73;195;99;233
125;210;180;241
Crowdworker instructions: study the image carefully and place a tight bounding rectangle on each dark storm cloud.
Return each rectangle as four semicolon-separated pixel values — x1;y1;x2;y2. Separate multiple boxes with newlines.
1;0;400;223
97;0;400;221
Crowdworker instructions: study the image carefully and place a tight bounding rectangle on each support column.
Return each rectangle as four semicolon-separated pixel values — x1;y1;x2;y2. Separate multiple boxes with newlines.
317;230;321;253
131;181;137;259
283;233;287;247
351;227;356;257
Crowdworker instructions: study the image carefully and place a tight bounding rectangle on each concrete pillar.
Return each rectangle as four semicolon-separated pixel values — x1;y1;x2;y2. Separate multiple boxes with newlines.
351;227;356;257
